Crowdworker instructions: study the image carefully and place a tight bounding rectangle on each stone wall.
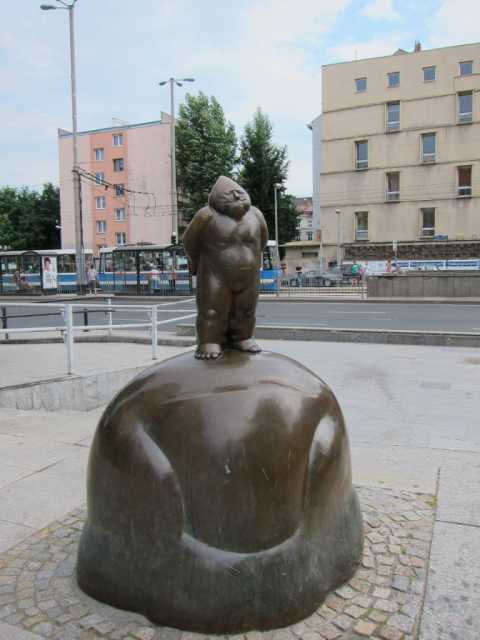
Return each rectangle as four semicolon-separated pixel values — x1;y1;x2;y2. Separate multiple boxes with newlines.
367;272;480;297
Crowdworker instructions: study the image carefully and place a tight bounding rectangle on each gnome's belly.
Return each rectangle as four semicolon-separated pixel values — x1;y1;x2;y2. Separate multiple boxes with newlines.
146;386;320;552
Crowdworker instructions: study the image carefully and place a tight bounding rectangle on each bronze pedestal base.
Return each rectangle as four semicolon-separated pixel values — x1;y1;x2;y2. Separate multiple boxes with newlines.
77;350;363;633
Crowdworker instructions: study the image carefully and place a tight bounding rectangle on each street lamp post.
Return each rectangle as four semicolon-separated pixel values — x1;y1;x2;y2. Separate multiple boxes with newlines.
41;0;86;294
274;184;282;298
159;77;194;245
335;209;343;269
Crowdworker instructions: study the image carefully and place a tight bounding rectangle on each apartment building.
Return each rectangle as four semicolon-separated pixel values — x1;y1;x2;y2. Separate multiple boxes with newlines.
311;42;480;266
58;116;172;254
294;197;315;240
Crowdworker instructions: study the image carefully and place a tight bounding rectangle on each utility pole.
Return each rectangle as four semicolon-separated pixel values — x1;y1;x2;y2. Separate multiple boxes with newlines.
159;77;194;245
41;0;86;294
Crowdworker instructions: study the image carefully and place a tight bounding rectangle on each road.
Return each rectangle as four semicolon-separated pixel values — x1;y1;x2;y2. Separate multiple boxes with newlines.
1;299;480;334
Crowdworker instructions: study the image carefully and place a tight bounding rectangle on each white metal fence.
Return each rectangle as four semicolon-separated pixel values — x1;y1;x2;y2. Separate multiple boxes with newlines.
0;301;162;375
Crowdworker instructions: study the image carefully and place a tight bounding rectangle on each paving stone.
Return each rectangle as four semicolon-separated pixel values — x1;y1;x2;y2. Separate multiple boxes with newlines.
0;487;434;640
378;627;404;640
388;613;414;633
134;627;157;640
353;620;377;636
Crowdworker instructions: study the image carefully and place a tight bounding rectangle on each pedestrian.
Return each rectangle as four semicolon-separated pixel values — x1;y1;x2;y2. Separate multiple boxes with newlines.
86;263;97;294
351;260;360;285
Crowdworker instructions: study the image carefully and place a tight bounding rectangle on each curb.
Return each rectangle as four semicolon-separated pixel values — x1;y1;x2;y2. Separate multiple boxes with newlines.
176;323;480;348
0;334;196;348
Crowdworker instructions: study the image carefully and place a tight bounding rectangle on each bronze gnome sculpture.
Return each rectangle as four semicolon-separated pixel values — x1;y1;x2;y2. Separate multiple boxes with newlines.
182;176;268;359
77;178;363;634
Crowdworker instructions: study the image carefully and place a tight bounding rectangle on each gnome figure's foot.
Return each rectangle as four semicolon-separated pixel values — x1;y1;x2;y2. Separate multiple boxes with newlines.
195;343;223;360
231;338;261;353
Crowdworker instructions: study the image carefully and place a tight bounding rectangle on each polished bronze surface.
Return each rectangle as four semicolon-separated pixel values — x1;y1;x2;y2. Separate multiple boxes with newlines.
182;176;268;360
77;176;363;632
77;349;363;632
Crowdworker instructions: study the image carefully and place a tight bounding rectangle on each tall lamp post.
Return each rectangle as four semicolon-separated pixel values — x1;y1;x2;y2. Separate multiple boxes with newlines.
159;77;194;245
335;208;343;269
274;184;282;297
41;0;86;294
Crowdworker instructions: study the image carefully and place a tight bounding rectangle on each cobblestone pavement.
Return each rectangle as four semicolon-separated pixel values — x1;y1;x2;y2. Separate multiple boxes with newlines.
0;487;435;640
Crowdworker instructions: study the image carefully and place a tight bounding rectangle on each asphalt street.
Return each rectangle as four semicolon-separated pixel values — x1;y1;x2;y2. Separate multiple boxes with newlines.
1;298;480;334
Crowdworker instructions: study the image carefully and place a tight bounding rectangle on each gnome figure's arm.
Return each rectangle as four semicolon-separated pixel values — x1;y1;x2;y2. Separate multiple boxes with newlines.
182;207;213;275
254;208;269;251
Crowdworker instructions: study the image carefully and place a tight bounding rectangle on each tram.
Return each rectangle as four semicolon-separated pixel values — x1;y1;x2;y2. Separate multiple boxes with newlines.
97;241;280;295
97;244;192;295
0;249;94;294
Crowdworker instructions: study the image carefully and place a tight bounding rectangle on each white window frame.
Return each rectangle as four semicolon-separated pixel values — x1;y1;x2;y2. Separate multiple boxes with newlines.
459;60;473;76
95;172;104;185
112;133;124;147
386;172;400;202
96;220;107;234
420;208;435;238
115;232;127;246
421;133;436;163
113;158;124;172
355;77;367;92
114;207;126;221
458;91;473;123
387;71;400;88
355;211;368;241
386;101;400;132
457;166;472;197
94;148;104;161
423;66;436;82
306;231;313;241
95;196;106;210
355;140;368;170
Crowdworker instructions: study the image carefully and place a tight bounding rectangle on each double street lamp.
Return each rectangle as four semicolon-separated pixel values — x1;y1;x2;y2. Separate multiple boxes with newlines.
41;0;86;293
159;77;195;245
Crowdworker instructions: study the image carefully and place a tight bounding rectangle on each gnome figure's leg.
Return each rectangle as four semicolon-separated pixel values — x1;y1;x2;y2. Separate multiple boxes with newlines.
228;283;261;353
196;276;232;359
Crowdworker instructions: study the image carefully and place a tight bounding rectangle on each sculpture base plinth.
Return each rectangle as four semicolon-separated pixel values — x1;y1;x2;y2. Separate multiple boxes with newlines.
77;349;363;633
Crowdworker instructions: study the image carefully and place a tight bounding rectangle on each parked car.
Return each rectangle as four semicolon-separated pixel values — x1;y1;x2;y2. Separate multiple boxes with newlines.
290;267;349;287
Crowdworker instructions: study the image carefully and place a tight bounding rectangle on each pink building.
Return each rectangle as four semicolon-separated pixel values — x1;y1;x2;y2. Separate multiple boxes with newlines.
58;115;172;254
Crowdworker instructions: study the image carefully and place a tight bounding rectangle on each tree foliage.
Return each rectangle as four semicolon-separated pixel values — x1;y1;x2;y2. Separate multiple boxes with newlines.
237;109;297;245
176;93;237;224
0;183;60;250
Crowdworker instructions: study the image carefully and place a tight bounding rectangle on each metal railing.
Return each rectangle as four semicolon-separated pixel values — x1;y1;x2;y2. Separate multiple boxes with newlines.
0;300;163;375
259;282;367;298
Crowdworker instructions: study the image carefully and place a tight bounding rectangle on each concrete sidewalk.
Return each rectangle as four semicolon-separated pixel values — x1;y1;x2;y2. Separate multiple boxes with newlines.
0;340;478;638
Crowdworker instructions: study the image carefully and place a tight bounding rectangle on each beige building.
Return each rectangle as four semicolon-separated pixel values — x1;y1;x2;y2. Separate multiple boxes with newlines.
312;42;480;266
58;116;172;255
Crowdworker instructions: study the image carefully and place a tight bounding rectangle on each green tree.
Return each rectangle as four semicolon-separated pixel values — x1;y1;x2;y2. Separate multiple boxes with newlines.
237;109;297;245
176;93;237;223
0;183;60;250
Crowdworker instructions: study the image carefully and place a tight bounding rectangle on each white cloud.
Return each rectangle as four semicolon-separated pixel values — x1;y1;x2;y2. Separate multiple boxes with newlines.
428;0;480;47
328;32;408;62
0;0;354;196
362;0;399;21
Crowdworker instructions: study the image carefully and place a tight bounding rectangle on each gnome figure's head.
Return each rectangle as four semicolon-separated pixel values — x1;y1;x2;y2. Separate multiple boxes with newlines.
209;176;251;220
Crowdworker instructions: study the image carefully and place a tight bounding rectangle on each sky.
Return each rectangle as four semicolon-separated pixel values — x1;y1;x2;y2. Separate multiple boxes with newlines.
1;0;479;196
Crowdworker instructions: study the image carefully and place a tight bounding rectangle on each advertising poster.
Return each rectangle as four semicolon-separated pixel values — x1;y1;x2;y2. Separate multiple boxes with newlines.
42;256;58;289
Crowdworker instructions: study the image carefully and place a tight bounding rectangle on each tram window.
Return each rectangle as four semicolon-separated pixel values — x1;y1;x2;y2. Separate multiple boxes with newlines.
58;254;75;273
6;259;19;274
104;253;113;272
160;251;173;271
175;254;189;271
21;255;40;273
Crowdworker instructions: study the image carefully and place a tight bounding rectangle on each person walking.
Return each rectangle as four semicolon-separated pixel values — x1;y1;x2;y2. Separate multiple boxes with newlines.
86;263;98;294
